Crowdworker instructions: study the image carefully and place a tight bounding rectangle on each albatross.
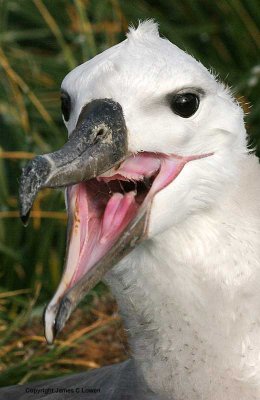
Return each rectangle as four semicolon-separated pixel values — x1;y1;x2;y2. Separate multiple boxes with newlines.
2;20;260;400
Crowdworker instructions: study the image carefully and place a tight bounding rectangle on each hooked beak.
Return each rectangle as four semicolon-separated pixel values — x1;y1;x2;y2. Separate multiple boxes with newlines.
20;99;128;225
20;97;213;344
19;98;150;344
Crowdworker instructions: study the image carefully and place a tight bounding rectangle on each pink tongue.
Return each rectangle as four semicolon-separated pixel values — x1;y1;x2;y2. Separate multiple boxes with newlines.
66;152;185;288
70;186;138;285
100;191;137;244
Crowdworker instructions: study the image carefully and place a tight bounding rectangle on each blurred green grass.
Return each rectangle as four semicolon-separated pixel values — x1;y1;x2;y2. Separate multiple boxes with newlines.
0;0;259;386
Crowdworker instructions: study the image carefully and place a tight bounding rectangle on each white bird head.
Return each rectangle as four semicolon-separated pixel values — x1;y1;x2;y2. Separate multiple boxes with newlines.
61;20;246;235
19;21;247;343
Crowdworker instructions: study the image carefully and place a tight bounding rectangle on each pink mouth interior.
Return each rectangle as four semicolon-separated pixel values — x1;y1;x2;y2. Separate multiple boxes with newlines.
64;152;205;289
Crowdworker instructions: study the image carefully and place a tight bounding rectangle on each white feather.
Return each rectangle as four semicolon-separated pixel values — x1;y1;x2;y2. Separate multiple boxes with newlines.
62;20;260;400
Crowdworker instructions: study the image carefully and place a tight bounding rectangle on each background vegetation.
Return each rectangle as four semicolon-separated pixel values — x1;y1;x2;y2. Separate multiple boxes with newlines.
0;0;259;386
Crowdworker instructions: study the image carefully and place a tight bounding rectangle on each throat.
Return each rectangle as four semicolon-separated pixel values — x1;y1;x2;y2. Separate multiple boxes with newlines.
104;239;199;398
104;217;260;400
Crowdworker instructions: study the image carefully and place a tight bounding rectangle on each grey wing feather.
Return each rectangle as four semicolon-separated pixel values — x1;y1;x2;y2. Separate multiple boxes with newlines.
0;359;162;400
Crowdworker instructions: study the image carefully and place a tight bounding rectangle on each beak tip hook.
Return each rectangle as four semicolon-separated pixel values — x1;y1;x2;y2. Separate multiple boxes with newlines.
20;211;30;227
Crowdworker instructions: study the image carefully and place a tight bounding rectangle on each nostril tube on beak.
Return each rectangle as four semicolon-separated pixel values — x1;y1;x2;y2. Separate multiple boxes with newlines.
18;98;128;226
92;123;112;145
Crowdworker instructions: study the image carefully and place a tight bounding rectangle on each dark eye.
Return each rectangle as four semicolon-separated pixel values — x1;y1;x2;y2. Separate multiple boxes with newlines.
170;93;199;118
61;91;71;122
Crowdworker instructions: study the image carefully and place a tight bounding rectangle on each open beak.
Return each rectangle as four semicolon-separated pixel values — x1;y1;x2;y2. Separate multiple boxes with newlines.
19;97;213;344
19;98;151;344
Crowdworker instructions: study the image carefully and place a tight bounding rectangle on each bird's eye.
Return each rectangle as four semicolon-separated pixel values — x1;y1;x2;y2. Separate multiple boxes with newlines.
170;93;199;118
61;91;71;122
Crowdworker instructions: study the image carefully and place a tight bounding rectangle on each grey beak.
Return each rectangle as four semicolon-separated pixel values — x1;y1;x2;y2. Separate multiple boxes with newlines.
19;97;150;344
19;99;128;225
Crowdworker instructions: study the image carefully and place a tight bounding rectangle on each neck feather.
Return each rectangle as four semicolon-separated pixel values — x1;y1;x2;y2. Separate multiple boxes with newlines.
105;155;260;399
